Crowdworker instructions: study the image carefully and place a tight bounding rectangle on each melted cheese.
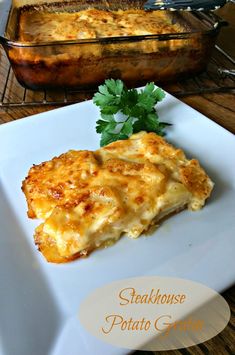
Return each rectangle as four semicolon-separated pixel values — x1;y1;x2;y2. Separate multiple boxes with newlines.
22;132;214;263
18;9;184;42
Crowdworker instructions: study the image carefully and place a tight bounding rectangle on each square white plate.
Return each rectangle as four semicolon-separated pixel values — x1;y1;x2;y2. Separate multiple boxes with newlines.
0;92;235;355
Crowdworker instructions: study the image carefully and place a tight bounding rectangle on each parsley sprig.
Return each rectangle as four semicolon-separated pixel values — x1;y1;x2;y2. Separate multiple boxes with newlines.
93;79;170;147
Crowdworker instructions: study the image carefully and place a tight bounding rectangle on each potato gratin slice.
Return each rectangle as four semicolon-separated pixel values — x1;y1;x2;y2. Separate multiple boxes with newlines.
22;132;214;263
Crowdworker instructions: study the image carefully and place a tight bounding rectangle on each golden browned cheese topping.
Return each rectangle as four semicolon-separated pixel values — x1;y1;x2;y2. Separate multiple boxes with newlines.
22;132;214;263
18;9;184;42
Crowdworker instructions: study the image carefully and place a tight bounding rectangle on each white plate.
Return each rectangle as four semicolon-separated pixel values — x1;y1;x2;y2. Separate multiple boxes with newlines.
0;92;235;355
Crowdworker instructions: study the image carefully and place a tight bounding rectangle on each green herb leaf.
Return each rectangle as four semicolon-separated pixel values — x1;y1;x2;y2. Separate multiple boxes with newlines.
100;131;121;147
96;120;109;133
120;118;133;136
93;79;169;146
100;113;115;122
104;78;124;96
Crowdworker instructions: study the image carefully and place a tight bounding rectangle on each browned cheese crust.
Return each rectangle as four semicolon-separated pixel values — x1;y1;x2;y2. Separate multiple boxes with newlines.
18;9;184;42
22;132;214;263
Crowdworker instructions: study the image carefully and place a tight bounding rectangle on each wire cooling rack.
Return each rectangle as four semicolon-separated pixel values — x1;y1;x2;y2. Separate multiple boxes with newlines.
0;44;235;108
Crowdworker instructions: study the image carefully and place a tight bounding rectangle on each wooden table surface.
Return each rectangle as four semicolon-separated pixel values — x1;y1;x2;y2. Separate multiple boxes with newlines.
0;3;234;355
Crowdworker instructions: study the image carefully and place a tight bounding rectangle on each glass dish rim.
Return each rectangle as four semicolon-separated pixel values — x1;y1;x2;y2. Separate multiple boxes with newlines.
0;26;221;48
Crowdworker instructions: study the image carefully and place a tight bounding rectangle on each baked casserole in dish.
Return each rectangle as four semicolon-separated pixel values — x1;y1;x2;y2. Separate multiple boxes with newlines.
0;0;226;90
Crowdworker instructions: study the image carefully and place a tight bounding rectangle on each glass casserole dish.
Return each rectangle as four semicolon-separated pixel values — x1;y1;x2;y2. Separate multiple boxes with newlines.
0;0;227;90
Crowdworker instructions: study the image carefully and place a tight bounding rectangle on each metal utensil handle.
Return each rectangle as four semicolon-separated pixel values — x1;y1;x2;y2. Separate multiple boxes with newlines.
218;68;235;77
144;0;232;11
